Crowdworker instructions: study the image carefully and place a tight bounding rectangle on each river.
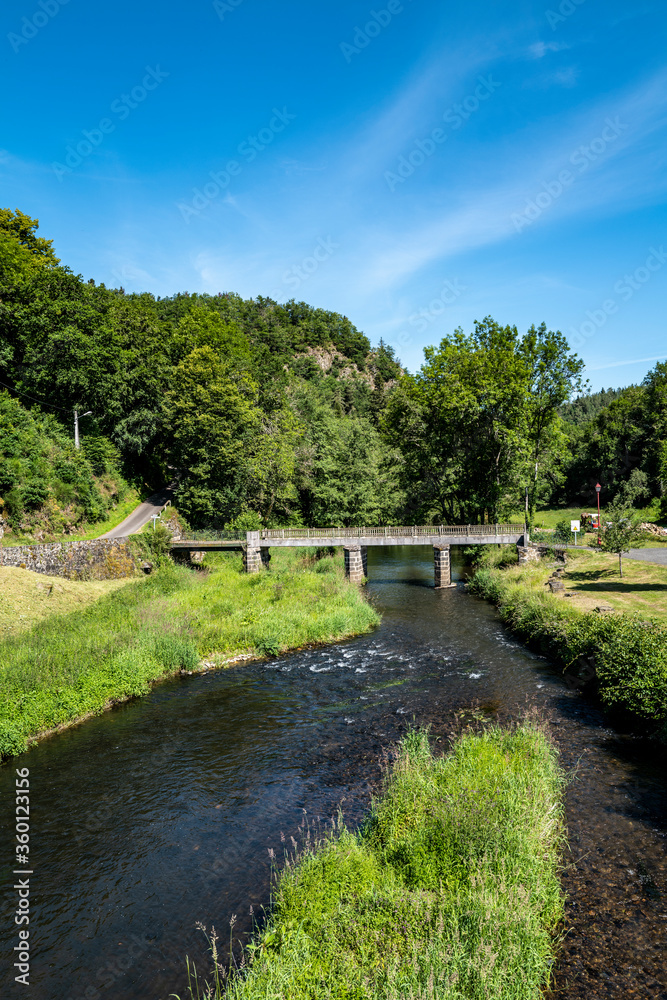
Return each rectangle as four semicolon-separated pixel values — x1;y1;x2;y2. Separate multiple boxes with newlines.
1;546;665;999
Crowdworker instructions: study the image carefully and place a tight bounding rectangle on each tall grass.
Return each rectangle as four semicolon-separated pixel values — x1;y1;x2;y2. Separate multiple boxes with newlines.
0;549;379;759
175;724;565;1000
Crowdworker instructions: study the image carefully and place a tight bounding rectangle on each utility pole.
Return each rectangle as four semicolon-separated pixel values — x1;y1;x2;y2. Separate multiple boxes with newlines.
74;409;93;450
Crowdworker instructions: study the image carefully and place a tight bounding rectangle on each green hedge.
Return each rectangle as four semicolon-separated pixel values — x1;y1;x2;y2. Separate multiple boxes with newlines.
468;569;667;732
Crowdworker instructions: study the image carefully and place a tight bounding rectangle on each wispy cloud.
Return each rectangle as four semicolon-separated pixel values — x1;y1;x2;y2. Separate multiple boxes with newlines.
589;354;667;371
346;68;667;294
528;40;569;58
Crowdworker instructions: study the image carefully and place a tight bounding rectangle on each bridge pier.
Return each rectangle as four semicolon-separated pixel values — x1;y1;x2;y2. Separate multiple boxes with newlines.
433;544;454;588
243;547;271;572
344;545;367;584
243;532;271;573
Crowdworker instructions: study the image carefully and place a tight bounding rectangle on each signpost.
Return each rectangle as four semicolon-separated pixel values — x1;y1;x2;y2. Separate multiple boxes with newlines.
571;519;580;546
595;483;602;546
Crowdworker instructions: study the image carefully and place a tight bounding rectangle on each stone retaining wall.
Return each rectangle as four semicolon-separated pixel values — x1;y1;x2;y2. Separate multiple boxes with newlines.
0;538;137;581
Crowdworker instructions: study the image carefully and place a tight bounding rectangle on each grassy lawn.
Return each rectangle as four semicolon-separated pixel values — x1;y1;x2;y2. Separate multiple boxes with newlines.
184;725;564;1000
468;547;667;733
0;548;379;759
481;546;667;621
0;566;128;638
497;547;667;621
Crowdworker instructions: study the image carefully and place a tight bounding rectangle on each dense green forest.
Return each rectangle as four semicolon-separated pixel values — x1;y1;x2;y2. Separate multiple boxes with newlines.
0;208;665;536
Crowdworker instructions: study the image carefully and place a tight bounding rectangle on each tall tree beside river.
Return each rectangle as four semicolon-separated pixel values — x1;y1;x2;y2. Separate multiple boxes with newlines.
384;318;584;524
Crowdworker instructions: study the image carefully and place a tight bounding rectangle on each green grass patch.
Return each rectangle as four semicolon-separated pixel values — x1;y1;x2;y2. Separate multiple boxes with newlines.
0;566;129;638
179;724;565;1000
0;548;379;760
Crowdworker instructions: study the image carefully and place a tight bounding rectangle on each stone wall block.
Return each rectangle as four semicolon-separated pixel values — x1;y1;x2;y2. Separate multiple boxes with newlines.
243;546;263;573
0;538;137;580
517;545;541;565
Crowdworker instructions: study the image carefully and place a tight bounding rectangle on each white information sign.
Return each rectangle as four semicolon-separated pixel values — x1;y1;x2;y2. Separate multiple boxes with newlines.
571;520;580;532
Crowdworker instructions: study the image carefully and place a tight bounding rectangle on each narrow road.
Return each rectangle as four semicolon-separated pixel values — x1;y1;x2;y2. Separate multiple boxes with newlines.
625;546;667;565
100;487;176;539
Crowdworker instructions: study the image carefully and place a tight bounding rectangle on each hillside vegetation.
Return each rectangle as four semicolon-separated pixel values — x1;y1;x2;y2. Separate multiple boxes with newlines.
0;391;133;541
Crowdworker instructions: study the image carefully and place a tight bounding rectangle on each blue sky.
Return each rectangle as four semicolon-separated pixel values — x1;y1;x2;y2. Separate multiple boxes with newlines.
2;0;665;390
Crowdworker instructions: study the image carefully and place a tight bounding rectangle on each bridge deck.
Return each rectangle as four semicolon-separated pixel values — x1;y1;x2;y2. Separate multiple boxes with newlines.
171;525;527;551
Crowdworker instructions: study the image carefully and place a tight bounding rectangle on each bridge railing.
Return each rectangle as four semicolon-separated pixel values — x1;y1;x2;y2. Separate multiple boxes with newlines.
184;529;246;542
259;524;525;540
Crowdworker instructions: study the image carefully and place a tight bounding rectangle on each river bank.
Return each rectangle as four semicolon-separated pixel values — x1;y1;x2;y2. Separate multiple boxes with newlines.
1;546;665;1000
184;723;564;1000
467;546;667;739
0;548;379;760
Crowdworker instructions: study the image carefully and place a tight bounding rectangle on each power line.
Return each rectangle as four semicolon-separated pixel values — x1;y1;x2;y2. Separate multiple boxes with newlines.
0;376;73;413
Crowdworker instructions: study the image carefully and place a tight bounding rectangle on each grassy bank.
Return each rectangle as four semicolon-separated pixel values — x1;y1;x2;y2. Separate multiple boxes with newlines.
468;548;667;737
180;725;565;1000
0;548;379;760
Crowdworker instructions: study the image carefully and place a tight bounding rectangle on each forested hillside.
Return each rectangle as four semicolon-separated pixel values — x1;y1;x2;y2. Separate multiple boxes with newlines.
0;209;665;535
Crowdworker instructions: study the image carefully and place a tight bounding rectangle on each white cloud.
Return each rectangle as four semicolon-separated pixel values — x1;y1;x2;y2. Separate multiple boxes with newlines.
528;40;569;59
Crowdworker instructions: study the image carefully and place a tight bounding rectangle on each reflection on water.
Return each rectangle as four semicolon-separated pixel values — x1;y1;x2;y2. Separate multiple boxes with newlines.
0;547;665;1000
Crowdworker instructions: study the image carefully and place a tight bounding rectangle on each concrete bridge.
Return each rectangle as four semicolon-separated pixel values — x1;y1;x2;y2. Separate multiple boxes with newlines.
171;524;529;588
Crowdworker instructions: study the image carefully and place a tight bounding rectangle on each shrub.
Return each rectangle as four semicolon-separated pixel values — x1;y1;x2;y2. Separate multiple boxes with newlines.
553;519;572;544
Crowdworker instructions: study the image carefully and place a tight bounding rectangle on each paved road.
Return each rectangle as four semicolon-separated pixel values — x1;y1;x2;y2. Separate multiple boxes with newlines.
625;547;667;565
100;487;175;539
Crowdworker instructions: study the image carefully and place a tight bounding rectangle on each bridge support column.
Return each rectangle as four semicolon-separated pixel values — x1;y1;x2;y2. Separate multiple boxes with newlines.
434;544;454;589
243;531;268;573
344;545;367;584
243;546;262;573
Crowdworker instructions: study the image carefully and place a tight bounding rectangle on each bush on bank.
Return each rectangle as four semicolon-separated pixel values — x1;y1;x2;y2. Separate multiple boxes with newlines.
180;725;565;1000
468;563;667;733
0;549;379;760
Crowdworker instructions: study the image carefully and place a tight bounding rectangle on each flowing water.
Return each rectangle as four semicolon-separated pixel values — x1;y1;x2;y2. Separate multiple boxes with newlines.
1;547;666;999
